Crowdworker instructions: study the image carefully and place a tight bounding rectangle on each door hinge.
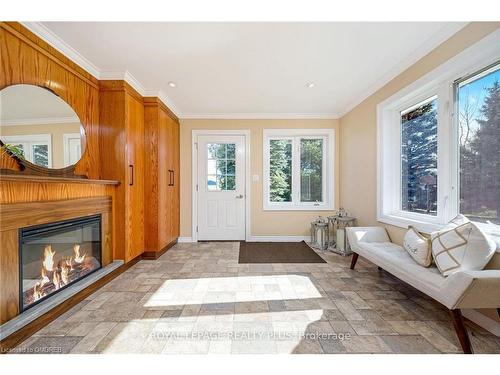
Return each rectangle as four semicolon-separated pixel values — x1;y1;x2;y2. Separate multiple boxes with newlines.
196;225;198;232
195;142;198;150
196;184;198;191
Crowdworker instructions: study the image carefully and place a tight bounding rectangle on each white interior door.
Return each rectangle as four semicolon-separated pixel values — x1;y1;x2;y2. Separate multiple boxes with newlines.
197;135;246;240
63;133;82;165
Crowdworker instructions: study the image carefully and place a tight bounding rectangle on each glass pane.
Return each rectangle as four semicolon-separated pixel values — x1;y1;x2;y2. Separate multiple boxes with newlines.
300;139;323;202
216;160;227;175
207;160;217;175
217;175;226;190
226;160;235;175
226;176;236;190
458;64;500;224
206;143;236;191
269;139;292;202
226;144;235;159
207;175;217;190
401;97;438;215
32;144;49;167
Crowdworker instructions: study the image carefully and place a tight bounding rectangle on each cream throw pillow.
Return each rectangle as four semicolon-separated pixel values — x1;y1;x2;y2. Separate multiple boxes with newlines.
431;215;496;277
403;226;432;267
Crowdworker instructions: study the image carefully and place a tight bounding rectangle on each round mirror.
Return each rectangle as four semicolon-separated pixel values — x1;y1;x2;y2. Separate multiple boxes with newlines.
0;84;85;169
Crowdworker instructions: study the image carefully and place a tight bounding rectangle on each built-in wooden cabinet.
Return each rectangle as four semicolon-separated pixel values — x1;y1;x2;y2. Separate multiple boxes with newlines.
99;81;145;262
143;98;180;259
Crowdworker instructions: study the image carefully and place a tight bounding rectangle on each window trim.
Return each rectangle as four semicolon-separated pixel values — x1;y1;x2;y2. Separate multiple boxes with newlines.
263;128;334;211
377;29;500;233
2;133;52;168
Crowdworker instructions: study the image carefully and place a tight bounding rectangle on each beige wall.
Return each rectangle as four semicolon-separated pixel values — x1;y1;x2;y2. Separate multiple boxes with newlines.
1;122;81;168
338;22;500;323
339;22;500;244
180;119;340;238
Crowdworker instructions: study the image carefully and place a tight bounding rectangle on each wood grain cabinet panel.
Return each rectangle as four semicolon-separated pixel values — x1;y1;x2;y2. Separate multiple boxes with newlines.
143;98;180;259
99;81;145;262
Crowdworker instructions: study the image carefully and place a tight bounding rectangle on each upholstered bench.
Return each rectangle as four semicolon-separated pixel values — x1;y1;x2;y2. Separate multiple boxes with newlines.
346;226;500;354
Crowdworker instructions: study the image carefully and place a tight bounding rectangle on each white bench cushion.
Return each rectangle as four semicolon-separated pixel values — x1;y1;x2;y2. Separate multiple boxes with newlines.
348;227;477;309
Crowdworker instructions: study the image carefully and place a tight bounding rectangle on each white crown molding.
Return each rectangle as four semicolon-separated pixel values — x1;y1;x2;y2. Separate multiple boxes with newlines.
99;70;146;97
21;22;101;79
1;116;80;126
337;22;469;118
21;22;468;121
179;113;339;120
20;22;180;118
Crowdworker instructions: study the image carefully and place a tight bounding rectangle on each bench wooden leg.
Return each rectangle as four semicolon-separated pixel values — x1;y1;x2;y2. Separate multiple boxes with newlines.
350;253;359;270
450;309;473;354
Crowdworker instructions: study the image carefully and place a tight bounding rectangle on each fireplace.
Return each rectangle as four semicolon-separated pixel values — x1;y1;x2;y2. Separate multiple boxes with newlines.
19;215;102;312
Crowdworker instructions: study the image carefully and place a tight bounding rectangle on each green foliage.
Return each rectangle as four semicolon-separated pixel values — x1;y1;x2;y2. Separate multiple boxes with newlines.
300;139;323;202
269;140;292;202
2;143;25;159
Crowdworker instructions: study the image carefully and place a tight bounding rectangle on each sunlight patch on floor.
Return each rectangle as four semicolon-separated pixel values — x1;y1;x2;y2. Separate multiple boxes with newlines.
100;309;326;354
143;275;322;307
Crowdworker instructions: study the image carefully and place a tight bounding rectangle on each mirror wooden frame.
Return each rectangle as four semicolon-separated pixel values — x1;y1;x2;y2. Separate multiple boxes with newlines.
0;85;88;178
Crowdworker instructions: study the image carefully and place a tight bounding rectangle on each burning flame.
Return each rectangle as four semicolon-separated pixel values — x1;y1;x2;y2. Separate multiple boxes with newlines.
52;271;61;290
43;245;55;271
73;244;86;263
28;243;94;306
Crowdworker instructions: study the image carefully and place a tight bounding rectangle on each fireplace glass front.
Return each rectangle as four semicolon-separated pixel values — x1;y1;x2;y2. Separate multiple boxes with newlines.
19;215;102;311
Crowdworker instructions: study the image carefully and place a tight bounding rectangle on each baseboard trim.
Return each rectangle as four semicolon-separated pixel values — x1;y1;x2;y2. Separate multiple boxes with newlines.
247;236;309;242
178;237;194;243
141;238;178;259
462;309;500;337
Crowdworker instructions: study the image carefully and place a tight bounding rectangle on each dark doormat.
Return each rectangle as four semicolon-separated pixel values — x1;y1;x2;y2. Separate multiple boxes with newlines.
238;241;327;264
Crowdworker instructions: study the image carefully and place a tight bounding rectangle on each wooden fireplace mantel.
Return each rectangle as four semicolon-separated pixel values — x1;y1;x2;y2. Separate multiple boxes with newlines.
0;174;120;185
0;196;113;325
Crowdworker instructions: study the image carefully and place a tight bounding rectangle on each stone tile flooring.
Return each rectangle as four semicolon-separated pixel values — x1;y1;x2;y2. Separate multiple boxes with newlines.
14;242;500;354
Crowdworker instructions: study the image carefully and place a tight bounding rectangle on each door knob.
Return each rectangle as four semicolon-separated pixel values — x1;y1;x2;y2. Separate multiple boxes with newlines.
235;194;244;199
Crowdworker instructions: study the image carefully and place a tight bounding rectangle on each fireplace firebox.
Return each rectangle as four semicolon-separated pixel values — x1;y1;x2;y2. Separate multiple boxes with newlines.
19;215;102;311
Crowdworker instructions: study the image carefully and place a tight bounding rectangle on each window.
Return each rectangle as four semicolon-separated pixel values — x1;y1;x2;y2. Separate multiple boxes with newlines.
263;129;334;210
378;30;500;233
206;143;236;191
2;134;52;168
457;64;500;224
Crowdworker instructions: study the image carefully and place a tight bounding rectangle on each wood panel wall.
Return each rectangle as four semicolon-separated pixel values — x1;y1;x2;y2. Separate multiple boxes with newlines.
0;195;113;324
0;22;180;330
143;98;180;258
0;22;101;179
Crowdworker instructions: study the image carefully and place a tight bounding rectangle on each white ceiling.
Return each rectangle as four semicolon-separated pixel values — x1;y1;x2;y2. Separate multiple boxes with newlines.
27;22;467;118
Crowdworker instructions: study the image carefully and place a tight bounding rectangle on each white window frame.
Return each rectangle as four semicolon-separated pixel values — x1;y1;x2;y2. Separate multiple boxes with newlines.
263;128;334;211
377;29;500;234
2;133;52;168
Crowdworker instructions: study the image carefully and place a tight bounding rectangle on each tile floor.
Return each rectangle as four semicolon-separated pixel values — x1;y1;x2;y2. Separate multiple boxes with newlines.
13;242;500;354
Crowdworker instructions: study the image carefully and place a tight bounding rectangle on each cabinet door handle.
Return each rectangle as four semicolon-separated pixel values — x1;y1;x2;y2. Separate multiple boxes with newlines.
129;164;134;186
168;170;172;186
172;170;175;186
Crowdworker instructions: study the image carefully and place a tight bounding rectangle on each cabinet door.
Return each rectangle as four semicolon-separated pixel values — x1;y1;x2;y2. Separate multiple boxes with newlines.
160;109;173;248
171;119;180;238
125;95;145;261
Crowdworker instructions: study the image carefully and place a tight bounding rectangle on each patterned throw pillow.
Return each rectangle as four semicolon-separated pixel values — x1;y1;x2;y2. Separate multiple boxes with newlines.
431;215;496;277
403;226;432;267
